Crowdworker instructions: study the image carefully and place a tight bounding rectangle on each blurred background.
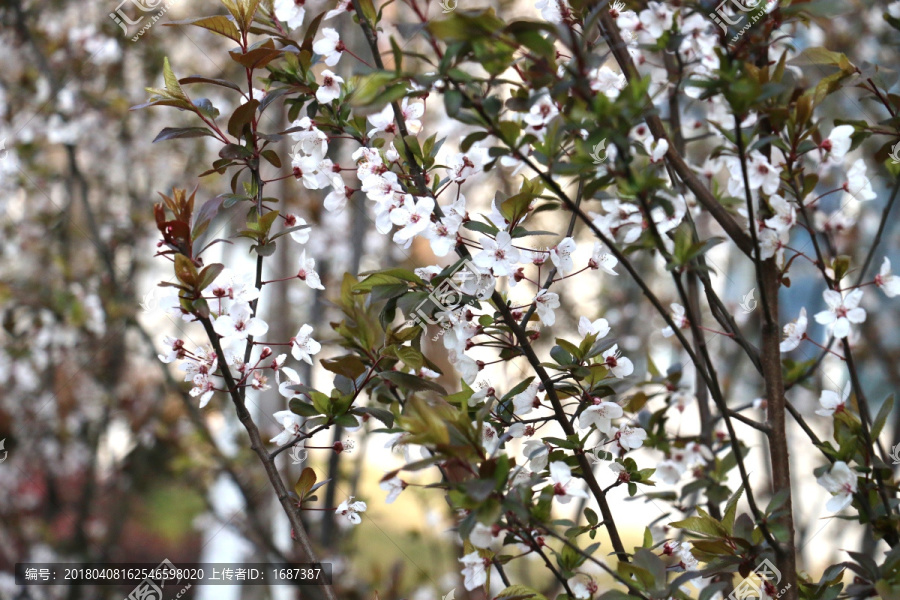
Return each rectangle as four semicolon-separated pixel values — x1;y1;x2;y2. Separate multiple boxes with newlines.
0;0;898;599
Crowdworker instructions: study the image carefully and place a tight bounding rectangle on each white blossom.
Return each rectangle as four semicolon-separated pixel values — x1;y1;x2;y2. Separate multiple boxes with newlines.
816;382;851;417
523;440;549;472
459;551;488;591
568;574;598;599
274;0;306;29
380;477;406;504
270;410;303;445
814;289;866;339
816;461;857;512
473;231;521;276
578;316;610;339
780;307;807;352
533;290;560;326
391;196;434;246
291;324;322;364
578;401;623;434
876;258;900;297
336;496;367;524
589;66;627;98
656;459;684;484
602;344;634;378
297;250;325;290
469;522;499;549
615;424;647;451
845;158;876;201
589;242;618;275
662;303;689;337
289;117;329;160
312;28;342;66
315;70;343;103
822;124;853;159
513;381;541;416
213;301;268;347
644;137;669;163
548;461;589;504
549;237;577;275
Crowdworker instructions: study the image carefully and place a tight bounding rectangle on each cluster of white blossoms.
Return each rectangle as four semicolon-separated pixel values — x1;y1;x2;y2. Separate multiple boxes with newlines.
156;267;322;417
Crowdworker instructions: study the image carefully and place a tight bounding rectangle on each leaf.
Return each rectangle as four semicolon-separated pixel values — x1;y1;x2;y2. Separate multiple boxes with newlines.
789;47;852;69
162;57;188;101
463;220;500;236
289;399;320;417
229;44;283;69
321;355;367;379
381;371;447;394
350;71;400;107
427;9;505;42
174;254;198;286
499;192;533;224
295;467;317;498
396;345;425;371
872;394;894;440
358;406;395;428
241;0;263;28
669;512;727;538
179;76;243;92
353;272;410;293
229;100;259;138
197;263;224;291
495;585;547;600
153;127;215;143
165;16;241;42
261;149;281;168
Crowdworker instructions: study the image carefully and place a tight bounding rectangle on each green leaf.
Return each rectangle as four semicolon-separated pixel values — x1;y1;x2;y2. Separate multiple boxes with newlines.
396;345;425;371
197;263;224;291
261;149;281;168
357;406;395;428
289;399;320;417
229;43;282;69
162;57;188;100
165;15;242;42
153;127;216;143
669;511;727;538
353;272;410;293
174;254;198;286
295;467;317;498
228;99;259;138
495;585;547;599
350;71;398;107
723;485;743;534
179;76;242;92
500;192;533;224
381;371;447;394
321;355;367;380
872;394;894;440
463;220;500;236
